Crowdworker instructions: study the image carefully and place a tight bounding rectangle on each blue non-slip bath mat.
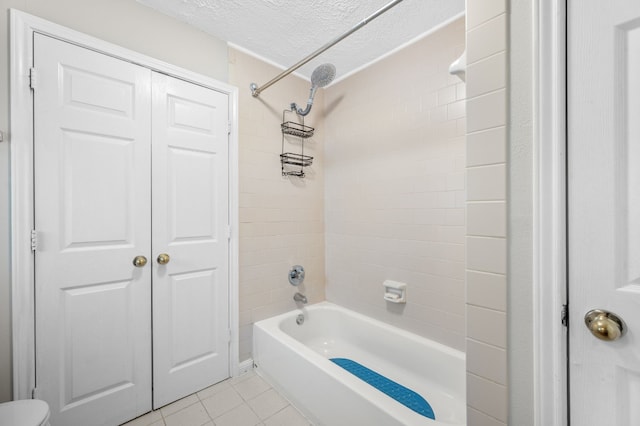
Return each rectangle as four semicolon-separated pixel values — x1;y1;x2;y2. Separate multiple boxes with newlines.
330;357;435;420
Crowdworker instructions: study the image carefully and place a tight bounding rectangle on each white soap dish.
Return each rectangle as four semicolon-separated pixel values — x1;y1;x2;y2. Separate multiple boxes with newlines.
383;280;407;304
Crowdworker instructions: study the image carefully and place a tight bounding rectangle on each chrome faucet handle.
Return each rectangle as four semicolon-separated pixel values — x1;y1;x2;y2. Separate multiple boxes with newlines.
288;265;305;286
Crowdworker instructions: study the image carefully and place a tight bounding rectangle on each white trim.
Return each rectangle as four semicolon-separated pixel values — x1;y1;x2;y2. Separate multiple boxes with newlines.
228;42;310;83
10;9;240;398
331;11;466;85
230;11;466;89
535;1;567;425
10;9;37;400
237;359;254;376
228;83;240;378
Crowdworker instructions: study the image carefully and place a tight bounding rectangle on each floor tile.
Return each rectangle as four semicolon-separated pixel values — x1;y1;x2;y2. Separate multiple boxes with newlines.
233;374;271;400
247;389;289;420
122;370;311;426
263;405;311;426
197;380;232;400
213;403;261;426
201;386;244;418
121;410;163;426
229;370;256;385
160;393;200;417
164;401;210;426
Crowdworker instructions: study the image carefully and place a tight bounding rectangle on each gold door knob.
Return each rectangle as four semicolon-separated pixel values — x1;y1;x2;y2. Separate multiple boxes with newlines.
157;253;170;265
584;309;626;341
133;255;148;267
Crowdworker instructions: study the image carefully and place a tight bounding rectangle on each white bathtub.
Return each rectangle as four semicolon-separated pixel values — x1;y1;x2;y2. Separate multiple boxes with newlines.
253;302;466;425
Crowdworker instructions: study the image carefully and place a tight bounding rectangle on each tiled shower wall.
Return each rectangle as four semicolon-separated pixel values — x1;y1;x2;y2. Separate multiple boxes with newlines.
228;49;326;362
465;0;509;424
324;17;467;351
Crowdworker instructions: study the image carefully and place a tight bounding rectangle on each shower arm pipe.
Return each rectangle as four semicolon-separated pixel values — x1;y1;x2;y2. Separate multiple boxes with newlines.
249;0;404;97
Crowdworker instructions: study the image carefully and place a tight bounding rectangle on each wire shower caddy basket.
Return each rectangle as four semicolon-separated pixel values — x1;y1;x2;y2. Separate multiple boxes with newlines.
280;110;314;177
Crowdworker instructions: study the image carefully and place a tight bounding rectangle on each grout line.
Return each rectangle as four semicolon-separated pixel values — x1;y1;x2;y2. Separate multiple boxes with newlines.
467;404;508;426
465;162;506;171
467;371;507;388
466;302;506;314
466;124;506;136
466;336;508;351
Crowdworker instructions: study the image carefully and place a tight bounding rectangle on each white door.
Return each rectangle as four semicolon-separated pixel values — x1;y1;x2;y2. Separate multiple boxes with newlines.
33;34;152;425
151;73;230;408
33;34;232;424
569;1;640;424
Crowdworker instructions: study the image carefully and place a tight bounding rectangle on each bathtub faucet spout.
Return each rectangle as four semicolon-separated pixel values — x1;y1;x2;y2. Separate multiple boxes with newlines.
293;292;308;304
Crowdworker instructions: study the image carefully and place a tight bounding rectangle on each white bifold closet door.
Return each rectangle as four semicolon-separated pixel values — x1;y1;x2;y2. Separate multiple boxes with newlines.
151;73;230;408
33;33;229;426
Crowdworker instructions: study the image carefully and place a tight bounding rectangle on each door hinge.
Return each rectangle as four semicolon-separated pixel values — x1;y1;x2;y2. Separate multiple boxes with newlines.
561;304;568;327
227;121;232;135
228;328;232;343
31;387;40;399
226;225;232;241
30;230;38;252
29;67;37;90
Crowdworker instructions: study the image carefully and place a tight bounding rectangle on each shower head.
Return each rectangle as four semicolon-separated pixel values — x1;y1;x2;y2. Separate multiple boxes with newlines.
310;63;336;89
291;63;336;117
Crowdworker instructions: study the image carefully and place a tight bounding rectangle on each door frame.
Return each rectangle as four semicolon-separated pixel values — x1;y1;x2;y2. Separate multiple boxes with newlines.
9;9;240;400
535;0;567;425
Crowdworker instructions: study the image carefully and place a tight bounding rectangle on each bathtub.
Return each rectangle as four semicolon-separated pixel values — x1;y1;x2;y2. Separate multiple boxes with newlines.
253;302;466;425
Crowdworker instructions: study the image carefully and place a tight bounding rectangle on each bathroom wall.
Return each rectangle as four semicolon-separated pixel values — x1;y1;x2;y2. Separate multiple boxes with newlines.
323;17;467;351
0;0;229;402
464;0;509;424
228;48;326;362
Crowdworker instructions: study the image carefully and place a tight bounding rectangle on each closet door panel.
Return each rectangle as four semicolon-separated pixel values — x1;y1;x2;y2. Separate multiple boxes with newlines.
152;72;230;408
33;34;152;426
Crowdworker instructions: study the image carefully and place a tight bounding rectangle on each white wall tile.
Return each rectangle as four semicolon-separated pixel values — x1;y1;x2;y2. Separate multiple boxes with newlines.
467;202;506;237
466;338;507;385
467;305;507;348
466;89;506;133
447;100;466;120
466;270;507;311
229;48;326;362
465;0;509;421
324;17;466;349
466;52;506;99
467;407;507;426
467;126;506;167
467;14;507;65
438;85;457;105
466;236;506;274
467;373;507;423
467;0;507;30
467;164;506;201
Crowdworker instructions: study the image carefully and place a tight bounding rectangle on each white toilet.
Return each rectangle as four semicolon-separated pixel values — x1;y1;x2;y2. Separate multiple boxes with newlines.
0;399;50;426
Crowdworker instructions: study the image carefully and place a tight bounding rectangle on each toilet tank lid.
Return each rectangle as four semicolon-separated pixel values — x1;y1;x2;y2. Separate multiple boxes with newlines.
0;399;50;424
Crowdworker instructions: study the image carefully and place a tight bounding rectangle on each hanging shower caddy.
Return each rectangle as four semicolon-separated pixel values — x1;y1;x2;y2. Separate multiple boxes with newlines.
280;109;314;177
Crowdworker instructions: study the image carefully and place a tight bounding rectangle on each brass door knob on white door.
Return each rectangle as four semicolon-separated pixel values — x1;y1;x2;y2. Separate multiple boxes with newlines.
584;309;626;341
157;253;170;265
133;256;148;267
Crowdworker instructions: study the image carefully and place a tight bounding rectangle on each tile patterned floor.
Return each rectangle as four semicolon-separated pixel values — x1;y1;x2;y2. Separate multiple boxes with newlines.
121;370;312;426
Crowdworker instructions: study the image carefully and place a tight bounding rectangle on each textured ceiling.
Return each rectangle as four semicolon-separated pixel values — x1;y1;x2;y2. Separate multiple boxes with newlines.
137;0;465;84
